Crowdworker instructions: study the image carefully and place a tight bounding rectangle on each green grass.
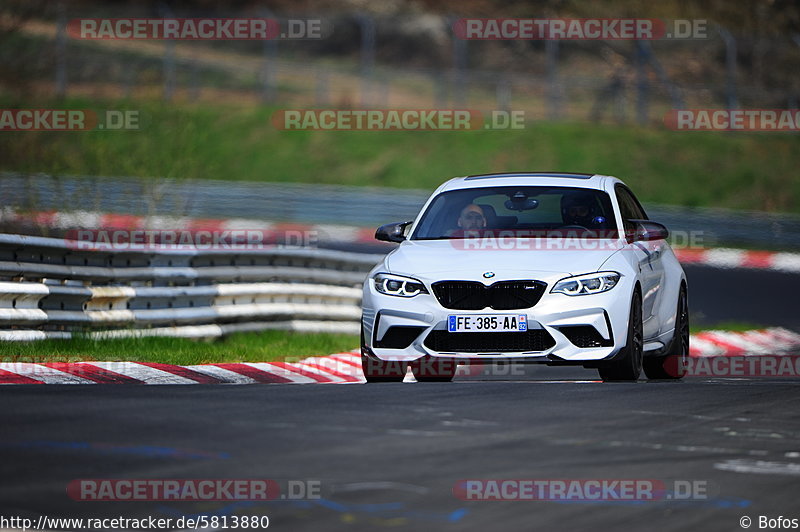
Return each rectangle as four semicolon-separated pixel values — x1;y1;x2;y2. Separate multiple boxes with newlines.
2;97;800;213
0;330;359;365
0;323;777;365
690;321;771;334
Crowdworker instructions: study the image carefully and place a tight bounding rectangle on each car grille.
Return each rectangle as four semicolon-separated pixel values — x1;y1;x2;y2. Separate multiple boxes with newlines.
424;329;555;353
431;280;547;310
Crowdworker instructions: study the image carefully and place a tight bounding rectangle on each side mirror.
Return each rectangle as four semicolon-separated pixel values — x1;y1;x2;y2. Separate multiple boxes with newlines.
375;221;413;243
631;220;669;242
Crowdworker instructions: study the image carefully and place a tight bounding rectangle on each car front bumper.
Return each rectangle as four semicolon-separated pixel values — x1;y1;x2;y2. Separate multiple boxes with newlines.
362;274;635;363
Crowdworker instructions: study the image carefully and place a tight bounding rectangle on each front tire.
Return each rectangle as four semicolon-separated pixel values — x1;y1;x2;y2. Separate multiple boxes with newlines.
361;354;408;382
410;356;457;382
361;329;407;383
643;285;689;380
598;290;643;382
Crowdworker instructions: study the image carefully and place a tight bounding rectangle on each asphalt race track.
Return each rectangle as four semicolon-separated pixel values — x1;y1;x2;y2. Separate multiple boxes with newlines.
682;265;800;330
1;376;800;532
0;262;798;532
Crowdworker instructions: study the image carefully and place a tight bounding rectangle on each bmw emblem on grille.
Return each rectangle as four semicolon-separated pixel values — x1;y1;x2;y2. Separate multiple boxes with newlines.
483;272;495;279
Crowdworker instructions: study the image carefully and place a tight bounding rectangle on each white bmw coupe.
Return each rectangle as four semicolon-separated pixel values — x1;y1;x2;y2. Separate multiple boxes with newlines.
361;172;689;382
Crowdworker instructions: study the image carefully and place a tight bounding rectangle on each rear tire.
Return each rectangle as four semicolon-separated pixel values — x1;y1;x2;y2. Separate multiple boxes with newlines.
598;290;643;382
361;329;407;383
643;285;689;380
410;356;457;382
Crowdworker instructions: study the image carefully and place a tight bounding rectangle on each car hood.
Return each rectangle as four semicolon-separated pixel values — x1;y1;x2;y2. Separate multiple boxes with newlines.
384;239;620;279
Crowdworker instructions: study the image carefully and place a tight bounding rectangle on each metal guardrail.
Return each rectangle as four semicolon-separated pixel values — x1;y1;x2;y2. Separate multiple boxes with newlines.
4;173;800;250
0;233;384;341
0;173;430;227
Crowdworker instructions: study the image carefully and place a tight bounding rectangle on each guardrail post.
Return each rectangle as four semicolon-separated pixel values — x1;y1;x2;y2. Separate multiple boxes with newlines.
315;69;329;106
635;40;649;125
261;9;278;103
718;26;738;110
496;78;511;112
451;15;467;107
359;14;376;107
55;1;67;99
546;38;560;120
160;3;176;102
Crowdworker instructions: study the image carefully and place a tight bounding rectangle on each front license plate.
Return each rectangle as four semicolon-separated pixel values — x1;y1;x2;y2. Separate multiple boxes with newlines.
447;314;527;333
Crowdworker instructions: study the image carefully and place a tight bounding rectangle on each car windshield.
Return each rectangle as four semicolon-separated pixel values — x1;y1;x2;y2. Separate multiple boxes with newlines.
411;186;618;240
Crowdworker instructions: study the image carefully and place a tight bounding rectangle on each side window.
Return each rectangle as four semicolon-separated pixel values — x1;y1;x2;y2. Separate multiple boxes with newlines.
625;188;648;220
615;185;643;239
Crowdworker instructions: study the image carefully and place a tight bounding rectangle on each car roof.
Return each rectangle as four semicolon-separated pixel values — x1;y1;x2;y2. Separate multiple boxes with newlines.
438;172;617;192
464;172;594;180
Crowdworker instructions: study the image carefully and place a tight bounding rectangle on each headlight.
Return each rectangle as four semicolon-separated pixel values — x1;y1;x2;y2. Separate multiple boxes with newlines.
373;273;428;297
551;272;620;296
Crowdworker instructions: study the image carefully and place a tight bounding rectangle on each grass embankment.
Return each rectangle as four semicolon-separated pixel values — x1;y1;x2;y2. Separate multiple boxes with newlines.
0;323;770;364
1;97;799;213
0;330;359;365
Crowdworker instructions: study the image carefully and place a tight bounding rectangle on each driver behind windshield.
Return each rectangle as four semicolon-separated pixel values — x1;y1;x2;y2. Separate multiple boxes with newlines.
561;192;600;227
457;203;487;231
